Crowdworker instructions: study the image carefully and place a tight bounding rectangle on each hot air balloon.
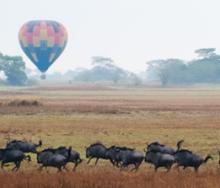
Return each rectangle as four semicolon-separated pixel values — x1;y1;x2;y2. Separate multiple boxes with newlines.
18;20;68;79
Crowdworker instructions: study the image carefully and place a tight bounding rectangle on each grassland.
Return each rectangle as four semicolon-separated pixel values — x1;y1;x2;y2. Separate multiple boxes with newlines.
1;85;220;187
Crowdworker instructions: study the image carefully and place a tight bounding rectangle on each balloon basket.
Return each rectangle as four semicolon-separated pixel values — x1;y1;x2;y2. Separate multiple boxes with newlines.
41;74;46;80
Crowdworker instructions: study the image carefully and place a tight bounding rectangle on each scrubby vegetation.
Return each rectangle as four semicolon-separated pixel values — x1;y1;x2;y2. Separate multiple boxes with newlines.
7;100;41;107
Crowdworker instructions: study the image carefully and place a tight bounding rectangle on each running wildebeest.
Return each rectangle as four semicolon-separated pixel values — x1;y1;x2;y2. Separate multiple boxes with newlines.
145;151;176;171
105;146;121;166
115;147;144;171
86;143;109;165
108;146;133;166
6;140;42;153
37;146;72;172
47;146;82;171
0;148;31;171
146;140;184;155
174;149;213;172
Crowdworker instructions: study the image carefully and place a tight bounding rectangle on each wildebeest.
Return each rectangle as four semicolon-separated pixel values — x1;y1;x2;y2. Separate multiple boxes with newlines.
174;149;213;171
37;147;72;172
145;151;176;171
105;146;121;166
115;147;144;171
0;148;31;171
6;140;42;153
86;143;109;165
37;148;54;169
147;140;184;155
46;146;82;171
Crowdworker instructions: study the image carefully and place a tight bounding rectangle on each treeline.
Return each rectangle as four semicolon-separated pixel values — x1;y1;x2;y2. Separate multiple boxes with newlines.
146;48;220;86
71;56;142;85
0;53;28;85
2;48;220;86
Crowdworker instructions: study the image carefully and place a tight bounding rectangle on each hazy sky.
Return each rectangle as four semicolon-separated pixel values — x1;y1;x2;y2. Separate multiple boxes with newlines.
1;0;220;73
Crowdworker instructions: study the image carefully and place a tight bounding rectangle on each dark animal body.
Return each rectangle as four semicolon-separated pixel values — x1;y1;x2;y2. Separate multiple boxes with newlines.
105;146;126;166
147;140;184;155
37;147;72;172
86;143;109;165
145;151;175;171
0;139;215;173
0;148;31;171
116;147;144;171
44;146;82;171
174;149;213;171
105;146;144;171
6;140;42;153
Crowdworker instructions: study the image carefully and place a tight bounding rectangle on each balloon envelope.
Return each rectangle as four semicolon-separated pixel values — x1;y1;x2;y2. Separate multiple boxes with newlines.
18;20;68;73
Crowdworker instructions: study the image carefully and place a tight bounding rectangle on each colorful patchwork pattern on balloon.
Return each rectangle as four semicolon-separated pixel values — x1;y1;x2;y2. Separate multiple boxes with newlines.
19;20;68;73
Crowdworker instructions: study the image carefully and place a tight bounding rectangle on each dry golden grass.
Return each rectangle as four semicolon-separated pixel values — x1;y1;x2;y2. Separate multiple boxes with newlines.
1;170;220;188
1;86;220;187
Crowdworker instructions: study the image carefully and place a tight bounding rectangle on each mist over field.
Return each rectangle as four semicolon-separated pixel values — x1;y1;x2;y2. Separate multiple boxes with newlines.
2;47;220;87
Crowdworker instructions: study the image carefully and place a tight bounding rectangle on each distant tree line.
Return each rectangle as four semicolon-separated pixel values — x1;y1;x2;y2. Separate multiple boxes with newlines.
0;53;28;85
72;56;142;85
146;48;220;86
2;48;220;86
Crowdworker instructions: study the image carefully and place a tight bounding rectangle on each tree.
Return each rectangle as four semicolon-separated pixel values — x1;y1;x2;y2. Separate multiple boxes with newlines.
0;53;28;85
145;60;165;81
91;56;114;66
145;48;220;86
194;48;216;58
158;59;186;86
73;56;141;85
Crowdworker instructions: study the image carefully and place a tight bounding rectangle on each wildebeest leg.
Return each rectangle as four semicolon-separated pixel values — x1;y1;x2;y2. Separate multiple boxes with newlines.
131;163;141;172
110;159;115;167
120;163;125;171
95;158;99;165
135;162;142;171
14;161;21;172
73;163;78;171
12;162;18;171
87;157;93;164
117;161;122;168
1;161;5;170
120;163;128;171
166;164;172;172
57;166;62;173
154;166;159;172
194;166;199;172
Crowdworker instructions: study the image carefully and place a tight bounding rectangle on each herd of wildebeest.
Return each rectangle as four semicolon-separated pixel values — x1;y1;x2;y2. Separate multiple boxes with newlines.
0;139;217;172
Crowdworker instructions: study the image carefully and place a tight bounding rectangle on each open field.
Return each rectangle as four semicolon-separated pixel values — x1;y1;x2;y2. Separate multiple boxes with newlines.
1;85;220;187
